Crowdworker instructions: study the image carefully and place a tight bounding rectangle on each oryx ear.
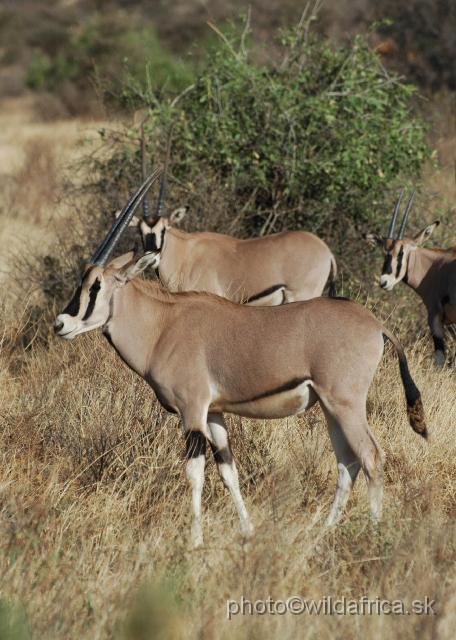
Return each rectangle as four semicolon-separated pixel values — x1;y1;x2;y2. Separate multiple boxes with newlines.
363;233;384;248
413;221;440;246
107;250;137;269
169;206;189;225
115;251;161;283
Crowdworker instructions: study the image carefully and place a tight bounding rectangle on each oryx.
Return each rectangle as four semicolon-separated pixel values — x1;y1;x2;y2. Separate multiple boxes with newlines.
131;127;337;304
54;173;427;547
365;189;456;366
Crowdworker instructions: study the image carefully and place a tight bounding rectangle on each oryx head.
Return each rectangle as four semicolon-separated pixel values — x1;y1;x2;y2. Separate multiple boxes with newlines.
54;170;162;339
130;124;188;255
364;189;440;291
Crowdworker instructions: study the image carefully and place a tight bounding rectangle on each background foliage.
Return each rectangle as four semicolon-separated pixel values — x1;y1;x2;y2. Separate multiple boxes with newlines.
84;19;433;246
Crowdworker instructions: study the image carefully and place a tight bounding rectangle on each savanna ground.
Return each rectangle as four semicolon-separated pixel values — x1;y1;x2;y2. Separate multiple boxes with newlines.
1;88;456;639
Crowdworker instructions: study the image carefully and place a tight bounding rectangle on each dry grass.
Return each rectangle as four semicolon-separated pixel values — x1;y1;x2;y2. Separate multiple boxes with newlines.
0;96;110;283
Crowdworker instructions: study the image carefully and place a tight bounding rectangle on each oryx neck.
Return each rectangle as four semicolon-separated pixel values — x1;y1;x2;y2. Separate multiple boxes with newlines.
103;279;168;378
406;246;446;291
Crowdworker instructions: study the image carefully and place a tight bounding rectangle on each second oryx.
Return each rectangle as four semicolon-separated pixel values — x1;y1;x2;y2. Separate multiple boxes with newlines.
131;127;337;305
54;172;427;548
365;189;456;366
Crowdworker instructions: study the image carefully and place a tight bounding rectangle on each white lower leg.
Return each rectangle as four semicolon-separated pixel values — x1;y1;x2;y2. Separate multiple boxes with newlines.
326;463;354;526
186;454;205;547
365;474;383;521
218;462;253;537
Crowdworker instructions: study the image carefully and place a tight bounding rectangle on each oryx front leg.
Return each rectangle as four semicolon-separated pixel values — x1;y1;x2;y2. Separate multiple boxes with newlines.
207;413;253;539
429;311;446;367
185;430;207;548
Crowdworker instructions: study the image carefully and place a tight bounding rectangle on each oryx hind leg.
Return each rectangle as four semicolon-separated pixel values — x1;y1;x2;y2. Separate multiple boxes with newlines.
207;413;254;539
320;403;384;525
185;430;207;548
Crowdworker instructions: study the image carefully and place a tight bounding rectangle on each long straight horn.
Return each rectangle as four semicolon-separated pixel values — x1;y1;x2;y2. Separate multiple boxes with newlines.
397;188;416;239
154;124;174;219
387;188;405;238
91;168;163;267
141;122;150;220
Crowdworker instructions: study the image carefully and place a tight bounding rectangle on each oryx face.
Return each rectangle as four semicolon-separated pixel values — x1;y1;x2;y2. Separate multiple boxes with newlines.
53;166;163;341
140;216;168;254
54;252;161;339
379;238;414;290
138;207;188;254
54;264;115;339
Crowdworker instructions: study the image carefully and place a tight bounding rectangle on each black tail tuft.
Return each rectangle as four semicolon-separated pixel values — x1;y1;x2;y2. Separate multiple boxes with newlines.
398;352;427;438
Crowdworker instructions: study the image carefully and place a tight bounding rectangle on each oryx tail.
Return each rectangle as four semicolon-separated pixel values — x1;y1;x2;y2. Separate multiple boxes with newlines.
382;327;426;437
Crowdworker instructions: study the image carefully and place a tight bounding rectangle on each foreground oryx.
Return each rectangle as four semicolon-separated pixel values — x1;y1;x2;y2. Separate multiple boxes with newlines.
54;174;426;547
365;190;456;366
131;128;337;304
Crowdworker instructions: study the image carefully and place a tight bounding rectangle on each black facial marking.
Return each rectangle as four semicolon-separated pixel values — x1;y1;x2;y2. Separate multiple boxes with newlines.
244;284;286;304
210;443;233;466
82;278;101;321
144;227;166;254
238;377;311;404
186;431;206;459
382;254;393;275
433;335;445;354
395;247;404;278
62;285;82;317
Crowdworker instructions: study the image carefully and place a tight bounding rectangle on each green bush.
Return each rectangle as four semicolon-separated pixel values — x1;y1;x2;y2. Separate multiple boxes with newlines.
85;18;433;244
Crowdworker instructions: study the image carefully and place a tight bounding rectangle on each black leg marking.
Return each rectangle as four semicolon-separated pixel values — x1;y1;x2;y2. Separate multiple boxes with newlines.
210;442;233;466
186;431;206;459
433;335;445;354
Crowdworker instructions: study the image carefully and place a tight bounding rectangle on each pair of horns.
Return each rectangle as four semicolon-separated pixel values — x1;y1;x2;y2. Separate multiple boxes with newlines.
141;123;174;220
91;167;163;267
387;188;416;240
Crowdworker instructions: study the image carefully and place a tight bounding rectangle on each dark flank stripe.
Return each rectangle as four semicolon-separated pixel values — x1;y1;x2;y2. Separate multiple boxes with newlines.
62;285;82;317
382;254;393;275
186;431;206;459
82;279;101;321
244;284;286;304
237;376;311;404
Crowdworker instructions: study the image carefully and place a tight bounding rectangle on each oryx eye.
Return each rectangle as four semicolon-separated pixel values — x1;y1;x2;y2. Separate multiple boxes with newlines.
398;247;404;258
90;280;101;292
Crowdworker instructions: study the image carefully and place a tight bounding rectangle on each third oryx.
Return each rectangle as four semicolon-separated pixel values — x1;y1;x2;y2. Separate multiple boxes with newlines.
365;189;456;366
128;126;337;305
55;171;427;548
